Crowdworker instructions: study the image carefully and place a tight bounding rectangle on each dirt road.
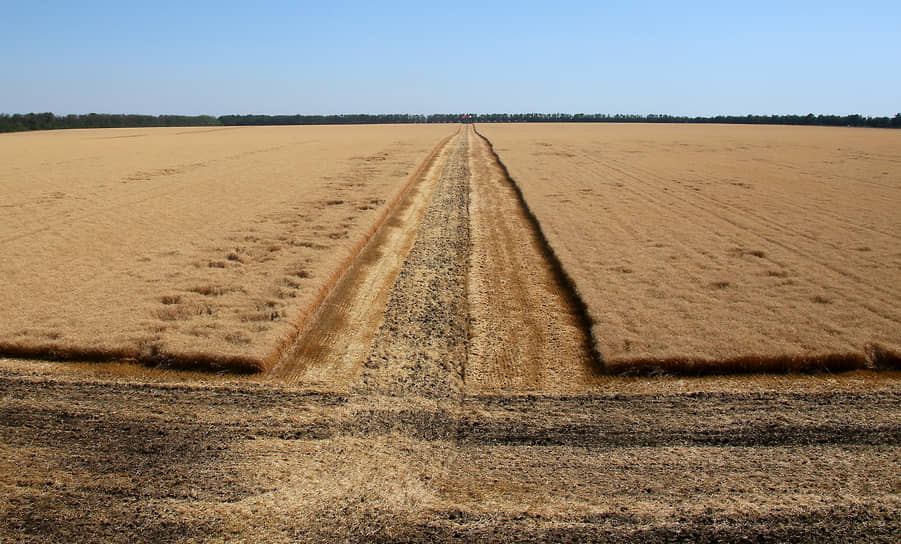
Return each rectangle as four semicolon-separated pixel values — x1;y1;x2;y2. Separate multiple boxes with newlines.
266;129;459;385
270;126;599;394
2;125;899;542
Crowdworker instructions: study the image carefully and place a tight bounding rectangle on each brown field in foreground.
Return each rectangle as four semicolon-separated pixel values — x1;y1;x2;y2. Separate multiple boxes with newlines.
3;358;900;543
476;123;901;373
0;124;455;371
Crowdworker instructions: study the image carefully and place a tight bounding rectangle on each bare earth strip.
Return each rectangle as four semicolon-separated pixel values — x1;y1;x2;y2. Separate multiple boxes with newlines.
266;129;459;385
355;126;470;399
273;125;599;396
0;125;455;371
467;127;597;392
475;123;901;373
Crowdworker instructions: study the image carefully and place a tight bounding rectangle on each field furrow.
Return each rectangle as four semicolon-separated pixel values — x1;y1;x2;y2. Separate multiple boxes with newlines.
466;127;598;392
266;129;459;385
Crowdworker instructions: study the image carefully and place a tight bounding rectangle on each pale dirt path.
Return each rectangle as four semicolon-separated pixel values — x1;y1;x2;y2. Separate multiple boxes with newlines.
466;126;596;393
270;124;597;395
266;129;459;386
354;126;470;399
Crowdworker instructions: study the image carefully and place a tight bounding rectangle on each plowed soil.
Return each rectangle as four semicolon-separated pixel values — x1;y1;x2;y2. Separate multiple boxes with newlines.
3;362;899;543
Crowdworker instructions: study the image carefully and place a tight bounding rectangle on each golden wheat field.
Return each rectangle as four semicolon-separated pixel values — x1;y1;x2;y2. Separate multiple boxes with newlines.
2;124;900;543
477;123;901;373
0;125;454;371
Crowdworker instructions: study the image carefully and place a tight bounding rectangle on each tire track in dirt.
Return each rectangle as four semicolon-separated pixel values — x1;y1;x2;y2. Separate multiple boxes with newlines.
267;129;460;385
354;130;470;399
467;126;598;392
272;125;602;393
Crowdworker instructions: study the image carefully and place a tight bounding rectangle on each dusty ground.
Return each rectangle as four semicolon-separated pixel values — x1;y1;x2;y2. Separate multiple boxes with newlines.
467;129;598;392
267;128;458;386
2;125;900;542
0;125;454;371
2;361;899;543
476;123;901;373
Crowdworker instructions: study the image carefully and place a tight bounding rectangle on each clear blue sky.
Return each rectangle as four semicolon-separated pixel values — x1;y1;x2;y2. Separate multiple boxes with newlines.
2;1;899;116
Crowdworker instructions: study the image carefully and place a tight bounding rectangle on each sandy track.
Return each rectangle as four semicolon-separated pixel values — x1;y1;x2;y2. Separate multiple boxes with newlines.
355;127;470;399
467;127;597;392
266;129;459;385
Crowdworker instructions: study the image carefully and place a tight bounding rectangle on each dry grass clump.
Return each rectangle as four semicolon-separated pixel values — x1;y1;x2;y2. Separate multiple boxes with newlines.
477;123;901;374
0;125;454;372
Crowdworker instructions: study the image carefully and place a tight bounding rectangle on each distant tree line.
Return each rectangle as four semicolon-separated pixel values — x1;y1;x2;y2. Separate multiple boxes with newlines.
218;113;432;125
467;112;901;128
0;112;219;133
2;111;899;133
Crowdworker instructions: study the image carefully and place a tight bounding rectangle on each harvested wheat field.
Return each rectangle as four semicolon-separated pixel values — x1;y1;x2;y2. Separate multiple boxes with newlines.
2;124;900;543
476;123;901;374
0;124;455;371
